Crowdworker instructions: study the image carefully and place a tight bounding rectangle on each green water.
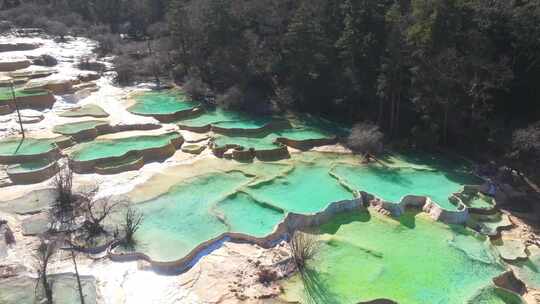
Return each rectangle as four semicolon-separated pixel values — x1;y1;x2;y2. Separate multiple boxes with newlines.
7;159;52;173
70;133;180;162
0;137;57;157
331;163;480;210
177;107;270;129
216;192;284;236
466;194;495;210
59;104;109;118
512;245;540;290
273;127;334;141
281;212;505;304
128;90;199;115
119;151;488;265
130;171;253;261
466;286;525;304
213;119;270;130
212;128;335;151
245;162;353;213
53;120;108;135
0;87;49;101
213;135;279;150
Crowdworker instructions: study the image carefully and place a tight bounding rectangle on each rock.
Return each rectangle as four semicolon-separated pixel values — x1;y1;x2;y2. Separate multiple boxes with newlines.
0;42;40;52
0;264;25;279
0;105;13;115
493;270;526;295
15;109;44;123
469;213;513;236
0;188;57;215
495;238;528;261
182;144;206;155
32;54;58;67
511;245;540;290
223;149;234;159
58;104;109;118
21;212;50;236
77;72;100;82
0;58;31;72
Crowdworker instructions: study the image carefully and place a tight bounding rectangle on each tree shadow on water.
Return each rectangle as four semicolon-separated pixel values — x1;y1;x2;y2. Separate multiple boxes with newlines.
397;209;422;229
300;267;341;304
365;166;412;188
315;212;371;235
14;137;25;155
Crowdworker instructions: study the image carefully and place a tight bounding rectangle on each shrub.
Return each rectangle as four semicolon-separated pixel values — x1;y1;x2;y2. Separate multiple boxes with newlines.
289;231;318;272
95;34;120;56
4;226;15;245
183;74;210;101
46;20;69;40
33;55;58;67
77;58;106;72
113;55;136;86
52;164;74;212
347;122;384;153
172;64;187;82
0;21;13;33
216;86;244;109
257;268;278;285
509;121;540;177
122;207;143;248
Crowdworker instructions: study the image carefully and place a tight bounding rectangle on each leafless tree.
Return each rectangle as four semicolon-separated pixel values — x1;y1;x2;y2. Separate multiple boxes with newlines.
288;231;319;273
80;197;119;238
34;238;57;304
122;207;143;248
51;164;77;230
53;164;74;210
70;249;85;304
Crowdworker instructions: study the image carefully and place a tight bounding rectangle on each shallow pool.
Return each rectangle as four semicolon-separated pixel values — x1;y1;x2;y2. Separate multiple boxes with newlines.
177;107;271;129
53;120;108;135
245;162;353;213
0;137;57;157
130;171;254;261
70;133;180;162
128;90;199;115
281;212;505;304
119;152;485;262
331;163;480;210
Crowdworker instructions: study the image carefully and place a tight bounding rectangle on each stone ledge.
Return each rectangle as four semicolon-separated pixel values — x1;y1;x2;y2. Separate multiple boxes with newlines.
6;161;59;185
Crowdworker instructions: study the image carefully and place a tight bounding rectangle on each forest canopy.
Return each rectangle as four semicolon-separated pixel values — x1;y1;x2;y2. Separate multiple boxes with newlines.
1;0;539;178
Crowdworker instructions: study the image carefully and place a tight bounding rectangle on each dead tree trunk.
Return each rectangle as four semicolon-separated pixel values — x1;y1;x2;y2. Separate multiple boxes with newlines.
10;81;25;138
71;250;85;304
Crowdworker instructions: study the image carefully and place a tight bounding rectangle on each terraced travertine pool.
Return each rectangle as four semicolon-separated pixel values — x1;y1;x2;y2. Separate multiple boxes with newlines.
7;159;53;173
0;137;58;157
118;152;485;262
280;212;507;304
177;107;271;129
212;127;335;151
52;120;108;135
58;104;109;118
69;132;181;162
331;163;481;210
0;87;50;101
213;134;280;150
128;90;199;115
